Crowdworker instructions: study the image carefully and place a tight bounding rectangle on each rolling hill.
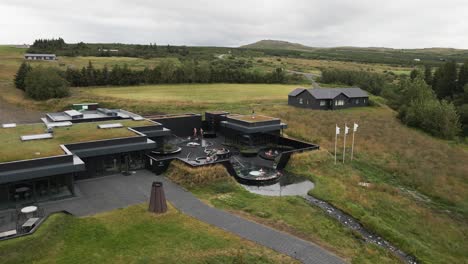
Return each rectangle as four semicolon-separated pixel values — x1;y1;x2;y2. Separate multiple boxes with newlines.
241;40;468;65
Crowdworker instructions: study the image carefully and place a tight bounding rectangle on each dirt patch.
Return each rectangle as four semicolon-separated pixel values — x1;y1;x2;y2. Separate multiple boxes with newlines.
0;97;44;124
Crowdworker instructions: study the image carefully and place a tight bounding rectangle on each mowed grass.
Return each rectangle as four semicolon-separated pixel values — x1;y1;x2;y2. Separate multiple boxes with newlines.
166;162;401;263
0;204;296;264
0;119;152;162
81;84;299;103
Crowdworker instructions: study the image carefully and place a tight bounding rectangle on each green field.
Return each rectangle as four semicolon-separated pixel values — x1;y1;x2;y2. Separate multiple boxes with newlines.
81;84;299;103
0;204;295;264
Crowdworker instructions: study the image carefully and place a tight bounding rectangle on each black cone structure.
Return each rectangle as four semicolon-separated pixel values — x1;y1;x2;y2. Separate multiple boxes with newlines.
148;181;167;214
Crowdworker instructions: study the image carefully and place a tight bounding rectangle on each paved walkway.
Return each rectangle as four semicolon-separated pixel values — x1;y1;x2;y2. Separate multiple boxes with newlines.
15;171;345;264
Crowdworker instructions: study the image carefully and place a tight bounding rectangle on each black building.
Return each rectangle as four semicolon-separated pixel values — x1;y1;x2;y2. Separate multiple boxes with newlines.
288;87;369;110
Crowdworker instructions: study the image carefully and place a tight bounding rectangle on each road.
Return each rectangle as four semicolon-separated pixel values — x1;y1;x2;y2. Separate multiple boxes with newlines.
287;70;321;88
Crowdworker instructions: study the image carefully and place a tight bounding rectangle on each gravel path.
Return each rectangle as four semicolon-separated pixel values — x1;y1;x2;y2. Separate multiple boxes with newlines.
0;97;43;124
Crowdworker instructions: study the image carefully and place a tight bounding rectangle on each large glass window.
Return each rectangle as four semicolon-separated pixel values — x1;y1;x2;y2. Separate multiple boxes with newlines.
320;100;326;106
299;98;303;104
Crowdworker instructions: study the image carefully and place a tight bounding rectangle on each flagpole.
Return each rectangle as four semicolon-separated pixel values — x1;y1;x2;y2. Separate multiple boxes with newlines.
334;125;337;165
351;128;356;161
343;123;347;163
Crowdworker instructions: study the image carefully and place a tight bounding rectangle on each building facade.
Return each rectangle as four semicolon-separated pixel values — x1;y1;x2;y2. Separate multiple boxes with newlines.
24;53;56;60
288;87;369;110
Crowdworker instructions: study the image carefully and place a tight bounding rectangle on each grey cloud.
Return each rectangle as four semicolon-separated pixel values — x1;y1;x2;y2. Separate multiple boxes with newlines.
1;0;467;48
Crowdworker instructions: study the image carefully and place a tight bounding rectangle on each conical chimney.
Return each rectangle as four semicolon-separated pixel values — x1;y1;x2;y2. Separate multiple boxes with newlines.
148;181;167;214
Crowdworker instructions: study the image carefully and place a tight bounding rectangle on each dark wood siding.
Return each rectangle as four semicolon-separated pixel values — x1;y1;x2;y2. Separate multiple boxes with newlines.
289;91;369;110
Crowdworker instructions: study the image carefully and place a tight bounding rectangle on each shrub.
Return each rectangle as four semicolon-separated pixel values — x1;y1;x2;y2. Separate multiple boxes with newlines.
240;149;258;157
165;160;233;188
24;66;70;100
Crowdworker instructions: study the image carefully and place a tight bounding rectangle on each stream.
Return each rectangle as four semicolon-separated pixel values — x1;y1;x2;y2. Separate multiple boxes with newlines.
239;173;418;264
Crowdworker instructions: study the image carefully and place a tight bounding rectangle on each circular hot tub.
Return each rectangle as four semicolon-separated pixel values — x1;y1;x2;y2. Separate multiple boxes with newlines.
258;146;294;161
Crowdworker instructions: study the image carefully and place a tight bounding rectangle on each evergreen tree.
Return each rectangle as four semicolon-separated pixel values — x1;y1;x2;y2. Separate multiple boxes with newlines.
14;62;32;90
458;61;468;92
424;65;432;85
433;61;458;99
410;69;421;80
86;61;96;86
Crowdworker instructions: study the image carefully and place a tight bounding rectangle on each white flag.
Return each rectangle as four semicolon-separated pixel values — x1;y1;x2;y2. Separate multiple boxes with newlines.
336;125;340;135
353;123;359;132
345;125;350;135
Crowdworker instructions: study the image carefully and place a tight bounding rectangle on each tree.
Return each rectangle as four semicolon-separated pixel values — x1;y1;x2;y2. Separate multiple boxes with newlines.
85;61;96;86
424;65;432;85
14;62;32;90
398;77;460;139
433;61;458;99
181;60;196;83
410;69;422;80
158;59;178;83
24;66;70;100
458;61;468;91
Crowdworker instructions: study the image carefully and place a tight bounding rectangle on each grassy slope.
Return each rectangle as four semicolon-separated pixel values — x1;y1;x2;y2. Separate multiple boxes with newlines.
258;105;467;263
0;204;296;264
166;161;400;263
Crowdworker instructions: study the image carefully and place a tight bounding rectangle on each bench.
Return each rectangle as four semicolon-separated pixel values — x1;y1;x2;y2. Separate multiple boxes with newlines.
0;230;17;239
22;217;40;232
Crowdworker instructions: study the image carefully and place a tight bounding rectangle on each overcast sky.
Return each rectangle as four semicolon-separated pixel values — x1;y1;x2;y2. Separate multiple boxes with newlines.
1;0;467;48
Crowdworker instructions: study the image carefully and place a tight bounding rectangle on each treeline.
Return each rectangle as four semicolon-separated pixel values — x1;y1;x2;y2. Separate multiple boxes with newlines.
319;69;393;95
30;38;67;51
14;59;303;99
27;38;261;59
63;59;302;87
14;62;69;100
413;61;468;136
319;65;467;139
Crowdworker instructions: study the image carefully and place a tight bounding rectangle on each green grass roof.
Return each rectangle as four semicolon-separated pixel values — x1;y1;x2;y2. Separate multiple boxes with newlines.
0;119;153;163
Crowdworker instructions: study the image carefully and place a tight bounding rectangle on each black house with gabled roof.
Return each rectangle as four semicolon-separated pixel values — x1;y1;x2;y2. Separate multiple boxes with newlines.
288;87;369;110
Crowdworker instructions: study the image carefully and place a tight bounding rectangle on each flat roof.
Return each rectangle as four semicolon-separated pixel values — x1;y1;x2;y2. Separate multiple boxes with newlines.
0;119;153;163
46;108;143;122
145;113;200;119
24;53;56;57
227;114;279;123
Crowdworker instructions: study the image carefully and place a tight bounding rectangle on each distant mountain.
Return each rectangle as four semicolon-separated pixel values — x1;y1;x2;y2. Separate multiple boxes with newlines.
240;40;317;52
240;40;467;55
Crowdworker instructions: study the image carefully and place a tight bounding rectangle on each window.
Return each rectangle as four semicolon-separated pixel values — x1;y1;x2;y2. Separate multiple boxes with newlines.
320;100;326;106
335;100;344;106
355;99;360;104
299;98;303;104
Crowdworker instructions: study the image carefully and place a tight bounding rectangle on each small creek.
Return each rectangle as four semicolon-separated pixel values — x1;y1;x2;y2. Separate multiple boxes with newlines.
239;173;418;264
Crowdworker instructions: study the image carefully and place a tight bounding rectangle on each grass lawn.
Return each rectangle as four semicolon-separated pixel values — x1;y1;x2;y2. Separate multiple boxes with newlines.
80;83;299;103
0;119;153;162
0;204;296;264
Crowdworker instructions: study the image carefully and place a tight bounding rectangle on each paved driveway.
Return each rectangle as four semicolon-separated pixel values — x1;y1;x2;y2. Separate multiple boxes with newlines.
32;171;345;264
